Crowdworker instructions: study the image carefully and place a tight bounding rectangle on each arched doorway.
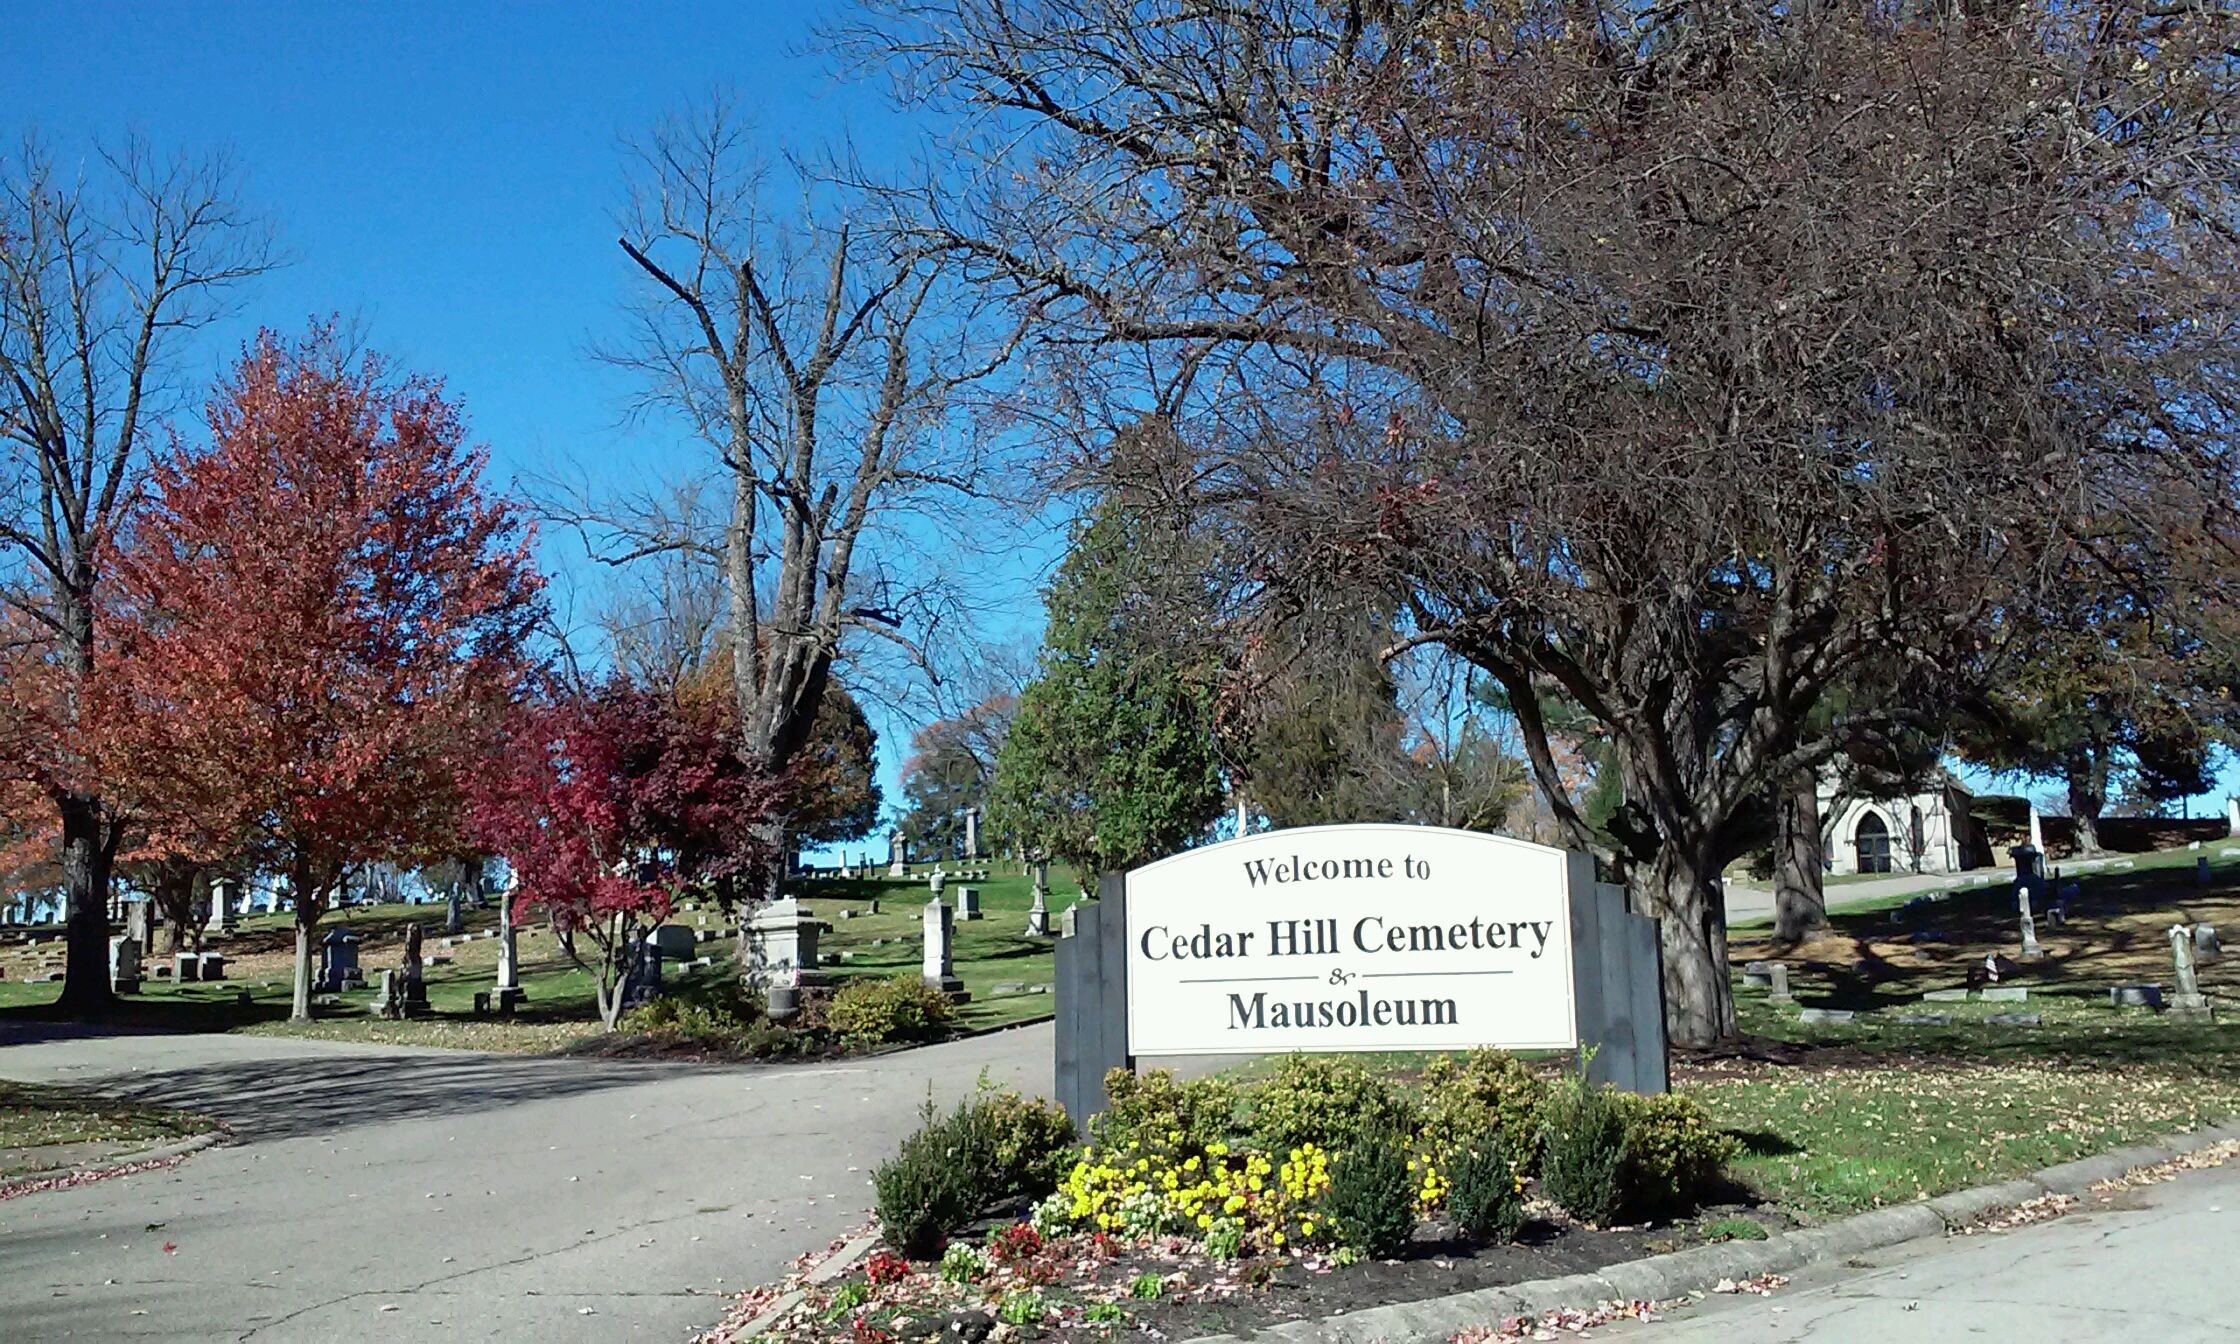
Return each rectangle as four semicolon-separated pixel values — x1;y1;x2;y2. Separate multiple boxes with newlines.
1855;811;1893;874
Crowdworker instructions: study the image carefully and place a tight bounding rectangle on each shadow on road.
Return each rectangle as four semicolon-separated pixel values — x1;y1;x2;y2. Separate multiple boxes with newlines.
46;1050;717;1142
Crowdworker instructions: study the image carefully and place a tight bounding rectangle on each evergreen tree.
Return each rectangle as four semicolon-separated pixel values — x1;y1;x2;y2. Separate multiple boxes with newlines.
990;502;1225;881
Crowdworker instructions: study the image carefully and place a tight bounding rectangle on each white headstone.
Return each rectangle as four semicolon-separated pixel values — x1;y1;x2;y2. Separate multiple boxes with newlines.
2228;796;2240;838
2028;807;2045;853
922;898;963;994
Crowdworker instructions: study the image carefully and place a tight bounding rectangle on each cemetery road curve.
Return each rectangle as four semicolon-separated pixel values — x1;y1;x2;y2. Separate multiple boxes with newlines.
1603;1157;2240;1344
0;1021;1053;1341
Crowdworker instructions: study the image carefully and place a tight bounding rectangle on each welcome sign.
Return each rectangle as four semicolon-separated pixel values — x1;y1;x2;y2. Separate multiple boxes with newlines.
1124;825;1580;1056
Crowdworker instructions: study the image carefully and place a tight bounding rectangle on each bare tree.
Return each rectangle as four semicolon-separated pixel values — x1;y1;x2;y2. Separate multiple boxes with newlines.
0;134;273;1012
854;1;2240;1044
592;99;1023;887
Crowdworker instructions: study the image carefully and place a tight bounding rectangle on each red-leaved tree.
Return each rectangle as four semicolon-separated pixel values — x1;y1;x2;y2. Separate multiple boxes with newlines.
105;325;543;1020
468;681;786;1028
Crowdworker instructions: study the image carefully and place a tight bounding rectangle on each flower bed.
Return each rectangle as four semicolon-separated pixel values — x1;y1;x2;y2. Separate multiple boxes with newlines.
707;1053;1743;1341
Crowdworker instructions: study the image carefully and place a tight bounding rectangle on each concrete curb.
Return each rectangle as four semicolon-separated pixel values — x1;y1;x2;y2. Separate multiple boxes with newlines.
0;1128;227;1190
1182;1118;2240;1344
730;1232;882;1339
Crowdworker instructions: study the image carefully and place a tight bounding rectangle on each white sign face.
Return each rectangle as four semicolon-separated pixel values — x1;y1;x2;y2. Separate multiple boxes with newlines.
1125;824;1578;1056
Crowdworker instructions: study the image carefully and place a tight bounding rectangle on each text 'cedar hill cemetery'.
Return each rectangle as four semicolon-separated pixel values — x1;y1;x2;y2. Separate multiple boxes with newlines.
1124;826;1579;1055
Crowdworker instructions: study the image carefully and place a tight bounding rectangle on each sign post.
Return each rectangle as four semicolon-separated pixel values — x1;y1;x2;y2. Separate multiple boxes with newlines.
1054;825;1667;1123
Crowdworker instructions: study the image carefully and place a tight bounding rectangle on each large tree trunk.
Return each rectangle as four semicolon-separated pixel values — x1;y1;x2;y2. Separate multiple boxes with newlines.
2067;755;2107;856
292;913;315;1021
1773;774;1827;943
1627;845;1736;1049
55;791;116;1016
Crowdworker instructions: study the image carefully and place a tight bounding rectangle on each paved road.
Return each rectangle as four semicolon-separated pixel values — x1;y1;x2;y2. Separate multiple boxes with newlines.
1607;1159;2240;1344
1722;869;2004;927
0;1021;1052;1341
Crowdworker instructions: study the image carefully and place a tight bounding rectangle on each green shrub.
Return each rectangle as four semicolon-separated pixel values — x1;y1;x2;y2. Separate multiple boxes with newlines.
1128;1273;1165;1300
1540;1082;1629;1226
1703;1215;1768;1242
1419;1049;1551;1171
1317;1128;1418;1258
1245;1055;1419;1157
979;1090;1078;1198
995;1290;1046;1326
1093;1068;1240;1156
1444;1131;1527;1243
1085;1302;1128;1324
829;976;955;1045
1609;1091;1737;1219
621;980;768;1045
874;1097;994;1258
821;1281;869;1320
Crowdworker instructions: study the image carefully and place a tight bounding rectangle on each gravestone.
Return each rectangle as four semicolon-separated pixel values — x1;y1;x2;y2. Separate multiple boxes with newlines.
954;886;982;921
316;927;363;992
928;868;947;902
2111;984;2164;1009
172;952;200;983
1981;985;2029;1002
203;876;241;939
197;951;226;982
1767;962;1793;1005
1059;900;1079;940
886;829;907;878
443;888;465;935
125;901;153;948
108;935;142;994
1025;860;1052;938
623;941;664;1009
2170;922;2220;1022
745;898;829;1021
1985;1012;2041;1027
2228;796;2240;838
963;806;982;860
1798;1007;1854;1025
2028;806;2046;853
490;877;524;1013
1742;960;1776;988
922;898;967;999
2012;845;2046;961
648;924;697;960
1923;988;1971;1003
388;924;429;1017
2200;856;2214;888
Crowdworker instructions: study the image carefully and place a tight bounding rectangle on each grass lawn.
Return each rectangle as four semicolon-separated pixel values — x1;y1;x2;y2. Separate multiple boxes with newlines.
0;1079;217;1174
0;860;1071;1050
795;865;1073;1032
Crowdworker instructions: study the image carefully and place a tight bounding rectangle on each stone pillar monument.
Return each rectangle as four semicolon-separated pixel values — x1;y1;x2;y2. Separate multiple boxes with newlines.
2228;796;2240;838
1025;858;1052;937
2027;806;2046;854
922;898;966;998
2170;922;2220;1021
2012;845;2045;960
887;829;907;877
963;807;981;859
203;876;240;939
491;871;525;1012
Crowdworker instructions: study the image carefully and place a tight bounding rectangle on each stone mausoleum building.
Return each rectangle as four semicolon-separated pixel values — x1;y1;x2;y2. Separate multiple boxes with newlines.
1818;771;1996;876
